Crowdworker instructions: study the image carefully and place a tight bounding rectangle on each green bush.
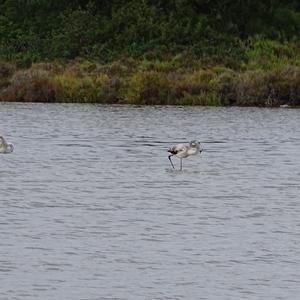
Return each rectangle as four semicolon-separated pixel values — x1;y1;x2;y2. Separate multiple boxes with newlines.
122;70;169;104
52;73;111;103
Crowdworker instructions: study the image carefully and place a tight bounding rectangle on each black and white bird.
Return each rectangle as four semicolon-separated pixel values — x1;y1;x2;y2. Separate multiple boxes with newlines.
0;136;14;154
168;140;202;170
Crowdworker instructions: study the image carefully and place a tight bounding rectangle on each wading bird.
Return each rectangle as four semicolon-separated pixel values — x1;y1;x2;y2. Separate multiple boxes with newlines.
168;140;202;170
0;136;14;154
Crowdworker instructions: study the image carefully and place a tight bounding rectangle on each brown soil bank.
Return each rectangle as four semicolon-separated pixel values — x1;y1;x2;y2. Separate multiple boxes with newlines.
1;60;300;107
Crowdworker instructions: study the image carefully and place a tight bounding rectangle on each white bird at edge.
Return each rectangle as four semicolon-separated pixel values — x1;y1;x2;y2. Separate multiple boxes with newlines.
168;140;202;171
0;136;14;154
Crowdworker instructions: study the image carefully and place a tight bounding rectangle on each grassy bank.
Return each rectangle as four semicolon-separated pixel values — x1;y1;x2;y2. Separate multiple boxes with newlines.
1;39;300;107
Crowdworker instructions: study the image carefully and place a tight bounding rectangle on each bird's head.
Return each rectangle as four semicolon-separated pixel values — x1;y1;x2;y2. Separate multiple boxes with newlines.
190;140;199;147
190;140;203;153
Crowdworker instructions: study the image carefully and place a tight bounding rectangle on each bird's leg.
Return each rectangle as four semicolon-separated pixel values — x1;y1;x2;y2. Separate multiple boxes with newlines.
180;158;183;171
168;155;175;169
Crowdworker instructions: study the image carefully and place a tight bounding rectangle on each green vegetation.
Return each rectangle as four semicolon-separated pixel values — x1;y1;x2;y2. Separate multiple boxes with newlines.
1;58;300;106
1;1;300;106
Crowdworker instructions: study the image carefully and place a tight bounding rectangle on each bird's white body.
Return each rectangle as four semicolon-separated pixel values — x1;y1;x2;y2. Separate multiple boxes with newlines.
168;140;202;170
171;143;199;158
0;136;14;154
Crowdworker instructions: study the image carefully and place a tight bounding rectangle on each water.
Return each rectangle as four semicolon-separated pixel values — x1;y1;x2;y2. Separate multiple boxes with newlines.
1;103;300;300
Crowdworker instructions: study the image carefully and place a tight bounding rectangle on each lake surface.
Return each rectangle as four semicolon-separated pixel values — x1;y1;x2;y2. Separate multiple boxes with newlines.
0;103;300;300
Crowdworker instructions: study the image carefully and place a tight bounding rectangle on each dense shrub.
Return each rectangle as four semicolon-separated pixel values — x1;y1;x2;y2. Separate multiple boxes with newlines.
233;66;300;106
122;71;169;104
213;70;237;105
0;61;15;78
52;73;112;103
235;71;269;106
0;61;15;89
289;70;300;106
1;59;300;106
1;1;300;64
0;68;54;102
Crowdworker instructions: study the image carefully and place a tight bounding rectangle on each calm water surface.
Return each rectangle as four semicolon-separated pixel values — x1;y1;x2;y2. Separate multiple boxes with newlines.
0;103;300;300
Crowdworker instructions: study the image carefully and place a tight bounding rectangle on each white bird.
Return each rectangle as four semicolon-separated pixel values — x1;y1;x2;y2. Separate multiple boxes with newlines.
0;136;14;154
168;140;202;170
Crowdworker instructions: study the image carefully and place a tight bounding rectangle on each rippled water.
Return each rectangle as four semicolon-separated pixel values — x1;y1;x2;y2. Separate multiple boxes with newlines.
1;103;300;300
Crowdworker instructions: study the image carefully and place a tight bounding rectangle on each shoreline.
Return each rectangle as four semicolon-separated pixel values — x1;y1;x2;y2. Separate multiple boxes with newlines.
0;101;297;109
